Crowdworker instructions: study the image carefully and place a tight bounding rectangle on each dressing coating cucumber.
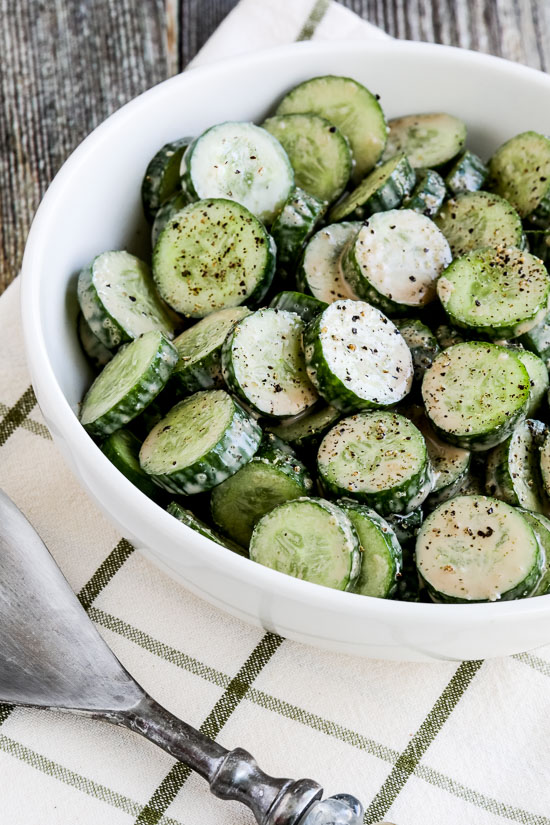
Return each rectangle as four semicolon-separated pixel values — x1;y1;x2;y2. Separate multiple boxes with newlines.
521;510;550;596
262;113;352;202
80;330;178;438
153;198;275;318
139;389;262;495
142;137;191;222
268;404;341;452
539;430;550;500
101;429;164;501
297;222;360;303
508;348;548;417
485;418;548;513
338;500;402;598
210;433;313;547
276;75;387;182
151;191;188;248
422;342;530;450
394;319;440;384
172;306;251;393
488;131;550;223
222;308;317;418
303;300;413;412
167;501;246;556
402;168;446;217
383;113;466;169
328;155;414;223
77;312;112;372
342;210;451;314
249;497;362;591
434;191;525;258
444;150;488;195
78;251;177;350
437;247;550;340
270;187;326;276
318;411;433;514
416;495;543;602
269;291;327;323
180;121;294;224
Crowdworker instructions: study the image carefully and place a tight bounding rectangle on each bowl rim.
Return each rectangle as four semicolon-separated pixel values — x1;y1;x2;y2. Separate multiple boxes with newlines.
20;36;550;625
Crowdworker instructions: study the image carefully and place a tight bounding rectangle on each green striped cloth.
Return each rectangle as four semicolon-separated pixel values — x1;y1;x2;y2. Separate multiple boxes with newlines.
2;2;550;823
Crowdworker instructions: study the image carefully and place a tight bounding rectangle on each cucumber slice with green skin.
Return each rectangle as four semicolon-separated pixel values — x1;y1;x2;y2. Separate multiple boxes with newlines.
416;495;543;602
180;121;294;225
77;313;112;372
80;330;178;438
167;501;246;556
488;131;550;224
422;342;531;450
394;319;440;384
318;411;433;515
268;404;341;451
341;209;451;314
249;497;362;591
151;192;188;248
275;75;387;182
383;113;466;169
434;324;467;350
434;191;525;258
210;432;313;547
508;348;549;417
402;168;446;217
437;247;550;340
139;389;262;495
78;251;177;350
328;155;415;223
520;313;550;367
338;500;402;599
141;137;191;223
303;300;413;412
172;306;251;394
101;429;164;501
222;308;317;418
262;113;352;203
539;430;550;499
384;508;423;547
269;291;327;324
270;187;326;276
153;198;275;318
444;150;488;195
521;510;550;596
297;222;360;303
485;418;548;513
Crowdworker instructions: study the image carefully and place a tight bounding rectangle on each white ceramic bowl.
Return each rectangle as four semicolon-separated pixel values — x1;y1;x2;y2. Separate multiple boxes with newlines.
21;39;550;661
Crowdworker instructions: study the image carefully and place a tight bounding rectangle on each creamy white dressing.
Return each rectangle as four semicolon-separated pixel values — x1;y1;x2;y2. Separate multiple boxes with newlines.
301;223;360;303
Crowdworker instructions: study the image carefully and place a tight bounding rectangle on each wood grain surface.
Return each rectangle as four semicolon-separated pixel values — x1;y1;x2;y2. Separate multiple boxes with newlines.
1;0;549;294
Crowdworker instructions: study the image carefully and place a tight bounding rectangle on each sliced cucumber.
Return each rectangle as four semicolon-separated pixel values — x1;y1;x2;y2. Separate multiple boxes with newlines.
249;497;362;591
141;137;191;223
153;198;275;318
80;330;178;438
509;348;548;417
486;418;547;513
341;209;451;313
338;500;402;599
297;222;361;303
210;433;313;547
422;342;530;450
167;501;246;556
270;187;326;276
78;250;177;350
262;113;352;202
521;313;550;367
180;121;294;224
222;308;317;418
268;404;341;452
434;324;467;350
488;131;550;223
328;154;415;223
408;409;471;505
172;306;251;393
444;150;488;195
77;312;112;372
318;411;433;514
522;510;550;596
303;299;413;412
101;429;164;501
385;509;423;547
269;291;327;323
416;495;543;602
276;75;387;181
402;168;446;217
383;113;466;169
434;191;525;258
394;319;440;384
139;389;262;495
437;246;550;340
539;430;550;499
151;191;188;248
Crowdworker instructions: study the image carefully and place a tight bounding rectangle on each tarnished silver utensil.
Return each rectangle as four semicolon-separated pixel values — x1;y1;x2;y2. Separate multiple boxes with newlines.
0;488;365;825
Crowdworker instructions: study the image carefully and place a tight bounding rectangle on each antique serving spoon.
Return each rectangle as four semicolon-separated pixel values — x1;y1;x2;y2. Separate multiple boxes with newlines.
0;488;371;825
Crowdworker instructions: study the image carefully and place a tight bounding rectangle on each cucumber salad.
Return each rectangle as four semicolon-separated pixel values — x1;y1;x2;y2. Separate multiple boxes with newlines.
76;73;550;604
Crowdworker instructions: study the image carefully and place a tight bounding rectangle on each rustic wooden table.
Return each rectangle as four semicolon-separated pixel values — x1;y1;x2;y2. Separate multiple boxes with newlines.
1;0;549;295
